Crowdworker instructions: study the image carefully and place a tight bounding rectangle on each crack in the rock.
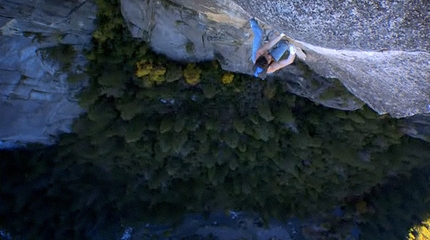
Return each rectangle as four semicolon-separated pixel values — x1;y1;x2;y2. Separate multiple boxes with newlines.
54;0;88;26
0;15;13;20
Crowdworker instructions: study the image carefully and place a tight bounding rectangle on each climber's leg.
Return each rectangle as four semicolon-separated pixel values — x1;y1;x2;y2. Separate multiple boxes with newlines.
250;19;263;63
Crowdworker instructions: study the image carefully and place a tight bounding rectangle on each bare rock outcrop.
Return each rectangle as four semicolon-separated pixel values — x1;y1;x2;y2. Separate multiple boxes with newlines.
0;0;96;145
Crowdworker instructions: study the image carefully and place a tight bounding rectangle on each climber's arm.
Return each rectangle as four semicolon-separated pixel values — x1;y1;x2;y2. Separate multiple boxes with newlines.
267;53;295;73
267;45;296;73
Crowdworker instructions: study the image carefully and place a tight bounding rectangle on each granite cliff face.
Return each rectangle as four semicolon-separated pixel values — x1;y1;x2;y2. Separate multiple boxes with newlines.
0;0;96;146
233;0;430;118
1;0;429;144
121;0;430;118
120;0;364;112
120;0;430;141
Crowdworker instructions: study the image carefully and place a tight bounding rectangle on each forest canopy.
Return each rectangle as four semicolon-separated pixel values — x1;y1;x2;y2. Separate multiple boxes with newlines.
1;0;430;239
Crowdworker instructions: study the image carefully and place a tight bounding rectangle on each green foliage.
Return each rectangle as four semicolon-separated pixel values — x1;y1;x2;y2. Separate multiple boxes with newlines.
40;44;76;71
78;87;100;108
116;99;145;121
183;63;201;85
165;68;182;83
357;153;430;240
185;41;195;54
67;73;86;83
98;70;127;87
2;0;430;238
0;147;125;239
160;117;174;133
70;11;430;229
257;100;275;122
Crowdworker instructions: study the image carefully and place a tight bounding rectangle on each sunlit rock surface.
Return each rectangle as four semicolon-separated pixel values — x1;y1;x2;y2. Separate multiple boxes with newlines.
120;0;365;112
121;0;430;118
233;0;430;118
0;0;96;144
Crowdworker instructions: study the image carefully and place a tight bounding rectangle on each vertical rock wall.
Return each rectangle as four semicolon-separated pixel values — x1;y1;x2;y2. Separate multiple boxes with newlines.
0;0;96;146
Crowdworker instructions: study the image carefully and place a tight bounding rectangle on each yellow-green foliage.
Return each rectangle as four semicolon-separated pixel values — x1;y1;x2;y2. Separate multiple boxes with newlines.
135;60;167;87
221;72;234;84
150;66;166;83
183;63;201;85
136;60;153;77
409;219;430;240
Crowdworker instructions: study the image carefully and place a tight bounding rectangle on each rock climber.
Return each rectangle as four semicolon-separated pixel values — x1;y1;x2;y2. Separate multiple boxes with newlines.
250;19;296;78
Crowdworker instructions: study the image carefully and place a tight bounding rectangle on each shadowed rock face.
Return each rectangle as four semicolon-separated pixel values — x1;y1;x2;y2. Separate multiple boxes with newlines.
400;114;430;142
0;0;96;145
